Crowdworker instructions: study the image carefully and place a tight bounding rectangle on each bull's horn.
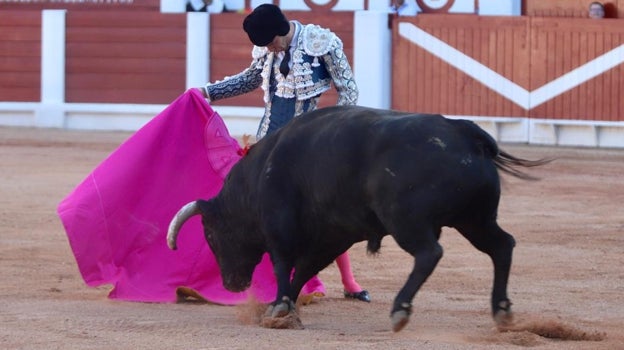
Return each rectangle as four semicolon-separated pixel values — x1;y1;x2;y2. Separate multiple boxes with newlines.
167;201;200;250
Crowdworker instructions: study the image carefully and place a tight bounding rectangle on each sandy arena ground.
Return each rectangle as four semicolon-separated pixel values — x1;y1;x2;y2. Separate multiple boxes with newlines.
1;126;623;349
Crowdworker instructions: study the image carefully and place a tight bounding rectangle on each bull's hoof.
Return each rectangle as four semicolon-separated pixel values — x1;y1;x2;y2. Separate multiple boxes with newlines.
265;297;295;318
271;302;290;318
390;302;412;332
260;313;304;329
494;309;514;330
260;309;304;329
494;300;514;330
391;310;410;332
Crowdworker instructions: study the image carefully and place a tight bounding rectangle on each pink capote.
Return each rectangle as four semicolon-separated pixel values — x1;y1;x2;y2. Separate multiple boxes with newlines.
57;89;325;304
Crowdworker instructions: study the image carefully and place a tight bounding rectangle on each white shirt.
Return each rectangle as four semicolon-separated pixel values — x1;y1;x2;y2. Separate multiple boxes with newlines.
207;0;225;13
280;21;301;73
187;0;224;13
223;0;244;11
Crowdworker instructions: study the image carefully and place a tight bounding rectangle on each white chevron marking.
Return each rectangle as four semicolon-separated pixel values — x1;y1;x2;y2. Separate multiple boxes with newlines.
398;22;624;110
530;45;624;107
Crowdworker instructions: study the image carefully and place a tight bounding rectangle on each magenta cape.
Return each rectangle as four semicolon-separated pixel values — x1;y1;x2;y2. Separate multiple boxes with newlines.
57;89;311;304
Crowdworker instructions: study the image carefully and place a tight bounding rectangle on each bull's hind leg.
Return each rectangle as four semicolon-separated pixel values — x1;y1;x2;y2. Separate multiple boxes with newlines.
456;221;515;327
390;229;443;332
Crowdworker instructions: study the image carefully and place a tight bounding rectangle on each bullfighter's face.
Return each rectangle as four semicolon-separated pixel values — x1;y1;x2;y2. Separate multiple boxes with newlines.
265;22;293;53
266;35;289;53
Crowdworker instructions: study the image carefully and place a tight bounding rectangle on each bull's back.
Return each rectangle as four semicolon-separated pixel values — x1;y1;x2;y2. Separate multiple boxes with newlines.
281;106;499;183
266;106;501;227
365;113;498;199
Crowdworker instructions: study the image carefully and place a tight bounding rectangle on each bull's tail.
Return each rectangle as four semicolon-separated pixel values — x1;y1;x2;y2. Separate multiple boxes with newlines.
167;201;201;250
493;150;553;181
457;118;552;180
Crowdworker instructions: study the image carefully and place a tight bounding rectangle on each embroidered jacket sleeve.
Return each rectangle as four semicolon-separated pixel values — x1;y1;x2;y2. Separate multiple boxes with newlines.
322;46;358;105
204;52;265;102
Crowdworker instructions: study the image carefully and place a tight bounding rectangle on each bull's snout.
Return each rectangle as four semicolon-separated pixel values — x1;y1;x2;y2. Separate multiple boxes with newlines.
223;273;252;292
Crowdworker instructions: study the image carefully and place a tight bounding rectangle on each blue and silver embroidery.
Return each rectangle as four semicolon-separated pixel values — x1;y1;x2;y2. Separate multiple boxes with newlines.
205;21;358;140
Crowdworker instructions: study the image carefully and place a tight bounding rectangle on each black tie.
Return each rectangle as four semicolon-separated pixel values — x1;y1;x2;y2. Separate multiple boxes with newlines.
279;49;291;76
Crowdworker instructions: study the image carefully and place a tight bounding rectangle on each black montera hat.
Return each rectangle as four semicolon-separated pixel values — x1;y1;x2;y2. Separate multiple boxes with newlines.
243;4;290;47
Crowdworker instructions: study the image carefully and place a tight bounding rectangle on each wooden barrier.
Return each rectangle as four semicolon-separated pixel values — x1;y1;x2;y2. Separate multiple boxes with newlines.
0;9;352;106
65;11;186;104
392;14;624;122
524;0;623;19
0;7;623;146
529;17;624;121
392;14;529;118
0;11;41;102
0;0;160;11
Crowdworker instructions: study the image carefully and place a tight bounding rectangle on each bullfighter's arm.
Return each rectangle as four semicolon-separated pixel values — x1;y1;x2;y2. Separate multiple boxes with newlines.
204;60;263;102
322;47;358;106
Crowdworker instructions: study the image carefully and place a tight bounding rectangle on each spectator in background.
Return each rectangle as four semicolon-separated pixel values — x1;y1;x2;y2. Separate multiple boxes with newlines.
187;0;225;13
222;0;246;12
588;1;605;18
390;0;418;16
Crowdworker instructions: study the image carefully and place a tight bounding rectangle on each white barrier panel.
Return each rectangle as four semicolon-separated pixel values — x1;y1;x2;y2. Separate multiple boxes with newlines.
36;10;66;128
353;11;391;109
186;12;210;89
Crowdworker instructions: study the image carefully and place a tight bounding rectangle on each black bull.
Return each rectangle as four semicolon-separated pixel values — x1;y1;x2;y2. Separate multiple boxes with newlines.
167;105;549;332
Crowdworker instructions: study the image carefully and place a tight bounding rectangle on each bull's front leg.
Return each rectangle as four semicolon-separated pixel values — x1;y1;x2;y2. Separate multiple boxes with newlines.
259;197;300;320
265;260;317;318
266;259;296;318
259;257;305;330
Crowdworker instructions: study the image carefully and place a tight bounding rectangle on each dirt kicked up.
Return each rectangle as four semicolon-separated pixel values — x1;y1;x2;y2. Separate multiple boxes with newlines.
1;126;622;349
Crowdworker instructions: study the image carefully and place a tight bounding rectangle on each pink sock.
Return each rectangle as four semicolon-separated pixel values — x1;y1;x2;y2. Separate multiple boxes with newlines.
336;252;362;293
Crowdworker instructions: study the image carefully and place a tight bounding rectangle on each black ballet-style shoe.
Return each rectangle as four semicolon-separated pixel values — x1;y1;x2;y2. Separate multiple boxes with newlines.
344;290;371;302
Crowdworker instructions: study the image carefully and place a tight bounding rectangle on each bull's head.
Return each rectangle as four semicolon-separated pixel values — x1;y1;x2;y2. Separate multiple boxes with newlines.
167;200;263;292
